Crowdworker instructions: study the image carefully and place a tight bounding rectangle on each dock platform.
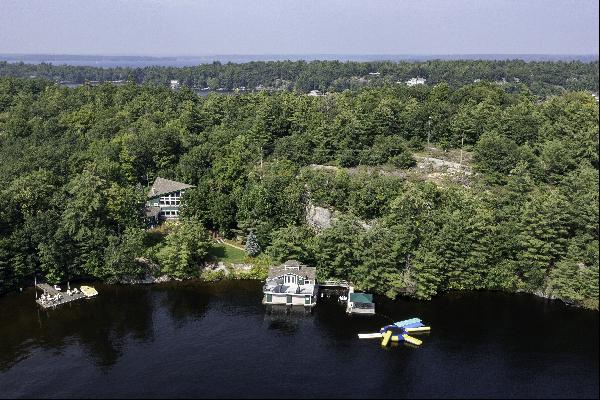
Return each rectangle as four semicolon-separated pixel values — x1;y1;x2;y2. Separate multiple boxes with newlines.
35;283;87;309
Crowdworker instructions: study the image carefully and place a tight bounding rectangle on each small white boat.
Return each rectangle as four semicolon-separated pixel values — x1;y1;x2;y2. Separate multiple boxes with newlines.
80;286;98;297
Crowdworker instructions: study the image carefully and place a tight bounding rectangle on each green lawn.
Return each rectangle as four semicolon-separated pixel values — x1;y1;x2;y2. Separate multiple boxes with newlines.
209;243;248;265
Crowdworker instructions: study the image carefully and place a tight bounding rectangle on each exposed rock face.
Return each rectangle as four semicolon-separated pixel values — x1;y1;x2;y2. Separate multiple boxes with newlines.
305;201;374;231
414;156;472;175
231;263;253;271
204;261;231;275
305;203;334;231
120;274;173;284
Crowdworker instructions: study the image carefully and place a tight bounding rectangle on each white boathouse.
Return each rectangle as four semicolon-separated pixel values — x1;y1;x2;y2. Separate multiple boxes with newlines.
263;260;318;307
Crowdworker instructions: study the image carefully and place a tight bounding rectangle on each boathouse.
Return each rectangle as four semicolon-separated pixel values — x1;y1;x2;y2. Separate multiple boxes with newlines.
145;177;194;225
263;260;318;307
347;291;376;314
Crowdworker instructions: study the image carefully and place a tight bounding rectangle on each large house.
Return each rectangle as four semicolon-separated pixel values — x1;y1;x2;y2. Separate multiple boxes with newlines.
263;260;318;307
145;177;194;225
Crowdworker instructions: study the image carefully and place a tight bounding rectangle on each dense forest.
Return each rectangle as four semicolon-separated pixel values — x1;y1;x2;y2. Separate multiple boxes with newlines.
0;71;598;308
1;59;598;95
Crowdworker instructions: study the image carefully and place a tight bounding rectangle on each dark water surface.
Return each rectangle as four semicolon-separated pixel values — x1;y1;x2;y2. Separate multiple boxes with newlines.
0;281;597;399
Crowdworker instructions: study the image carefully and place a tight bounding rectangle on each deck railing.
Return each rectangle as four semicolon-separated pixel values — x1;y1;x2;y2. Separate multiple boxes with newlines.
320;280;350;287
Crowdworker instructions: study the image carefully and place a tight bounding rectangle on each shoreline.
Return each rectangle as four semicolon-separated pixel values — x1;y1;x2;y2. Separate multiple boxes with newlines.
8;270;597;311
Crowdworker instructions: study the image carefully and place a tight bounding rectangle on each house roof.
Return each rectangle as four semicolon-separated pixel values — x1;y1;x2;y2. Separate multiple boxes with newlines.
268;260;316;280
349;292;374;304
147;177;194;198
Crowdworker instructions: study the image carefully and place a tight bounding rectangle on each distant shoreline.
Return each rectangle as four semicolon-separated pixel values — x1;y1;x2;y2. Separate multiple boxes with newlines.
1;53;598;68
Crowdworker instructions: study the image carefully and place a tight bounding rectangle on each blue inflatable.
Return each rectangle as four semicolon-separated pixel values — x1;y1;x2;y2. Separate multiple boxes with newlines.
394;318;422;328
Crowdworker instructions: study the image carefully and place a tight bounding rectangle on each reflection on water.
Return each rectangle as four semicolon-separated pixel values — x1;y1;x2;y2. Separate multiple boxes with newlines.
0;285;156;370
264;305;314;335
156;283;211;327
0;281;598;398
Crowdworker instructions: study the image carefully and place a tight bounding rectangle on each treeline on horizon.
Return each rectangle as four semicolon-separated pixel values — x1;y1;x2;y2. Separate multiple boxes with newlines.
0;74;598;308
0;59;598;95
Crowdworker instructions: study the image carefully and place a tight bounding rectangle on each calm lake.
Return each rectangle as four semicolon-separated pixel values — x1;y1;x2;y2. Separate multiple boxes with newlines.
0;281;598;399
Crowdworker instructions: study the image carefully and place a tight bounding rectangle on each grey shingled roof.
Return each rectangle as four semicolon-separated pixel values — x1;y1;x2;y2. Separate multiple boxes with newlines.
268;260;316;280
147;177;194;198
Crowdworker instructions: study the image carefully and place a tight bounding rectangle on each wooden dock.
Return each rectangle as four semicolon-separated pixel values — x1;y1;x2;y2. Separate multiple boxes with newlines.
35;283;87;309
316;281;375;314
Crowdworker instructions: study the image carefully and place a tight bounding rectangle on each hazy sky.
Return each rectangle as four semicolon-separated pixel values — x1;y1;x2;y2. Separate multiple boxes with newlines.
0;0;598;55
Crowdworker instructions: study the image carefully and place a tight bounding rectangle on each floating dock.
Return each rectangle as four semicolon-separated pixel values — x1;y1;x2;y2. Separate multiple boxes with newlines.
35;283;88;309
359;317;431;348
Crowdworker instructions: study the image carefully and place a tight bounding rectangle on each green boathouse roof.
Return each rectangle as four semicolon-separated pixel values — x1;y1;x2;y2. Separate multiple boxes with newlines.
349;292;374;304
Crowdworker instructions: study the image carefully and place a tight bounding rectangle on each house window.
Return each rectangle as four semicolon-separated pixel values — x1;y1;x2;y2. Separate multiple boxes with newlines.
286;295;292;304
266;294;272;303
159;191;182;206
305;295;311;305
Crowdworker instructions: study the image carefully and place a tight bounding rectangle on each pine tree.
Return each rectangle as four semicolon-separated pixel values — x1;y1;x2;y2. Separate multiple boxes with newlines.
245;231;261;257
517;189;569;291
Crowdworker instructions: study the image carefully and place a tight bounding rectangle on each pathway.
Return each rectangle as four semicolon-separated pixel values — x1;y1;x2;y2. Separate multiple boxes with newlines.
213;235;246;252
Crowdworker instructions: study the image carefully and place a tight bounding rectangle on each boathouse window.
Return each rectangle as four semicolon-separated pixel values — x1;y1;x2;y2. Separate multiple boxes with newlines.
286;295;292;304
266;294;272;303
305;295;311;305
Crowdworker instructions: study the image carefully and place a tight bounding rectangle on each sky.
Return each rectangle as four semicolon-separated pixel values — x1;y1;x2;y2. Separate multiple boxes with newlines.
0;0;598;56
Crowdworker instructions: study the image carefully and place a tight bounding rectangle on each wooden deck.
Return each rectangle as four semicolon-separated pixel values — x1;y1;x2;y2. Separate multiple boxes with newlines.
35;283;88;309
319;280;350;288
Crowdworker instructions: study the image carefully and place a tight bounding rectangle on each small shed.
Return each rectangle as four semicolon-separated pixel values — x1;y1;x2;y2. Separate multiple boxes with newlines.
347;292;376;315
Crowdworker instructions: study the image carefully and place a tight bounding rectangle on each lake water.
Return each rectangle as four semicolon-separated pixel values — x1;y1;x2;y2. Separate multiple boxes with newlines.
0;281;597;398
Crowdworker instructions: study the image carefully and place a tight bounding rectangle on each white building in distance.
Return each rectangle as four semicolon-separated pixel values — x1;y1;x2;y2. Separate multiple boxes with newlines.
405;77;426;86
307;89;324;96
